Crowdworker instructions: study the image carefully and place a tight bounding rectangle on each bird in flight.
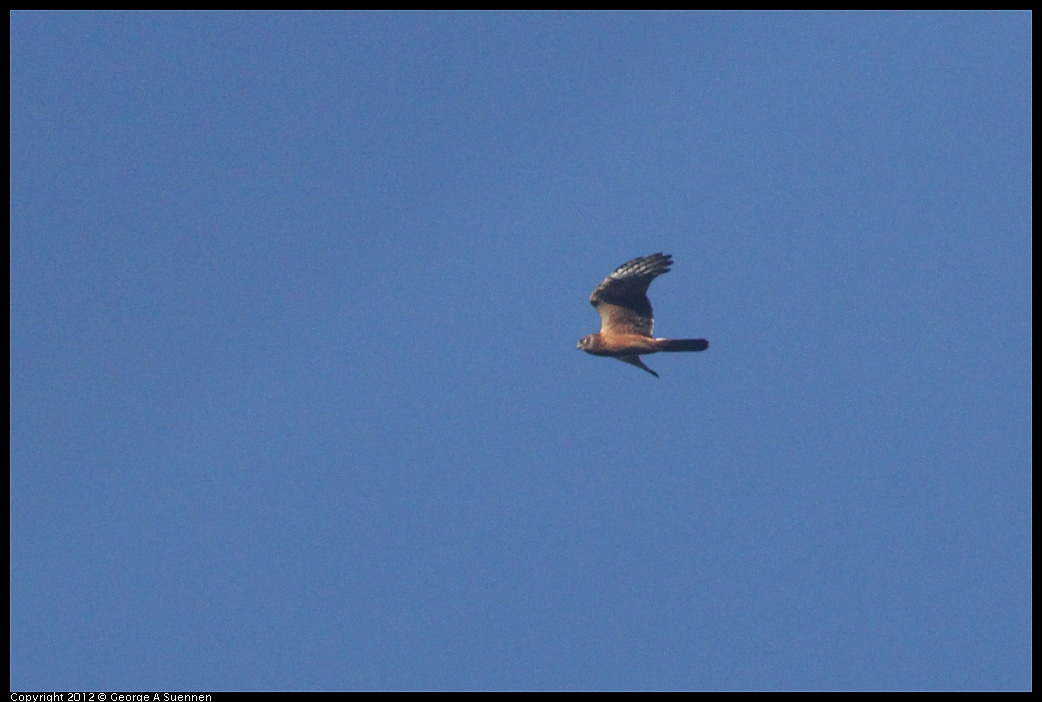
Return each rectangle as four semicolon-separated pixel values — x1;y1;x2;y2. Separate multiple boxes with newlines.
577;253;708;378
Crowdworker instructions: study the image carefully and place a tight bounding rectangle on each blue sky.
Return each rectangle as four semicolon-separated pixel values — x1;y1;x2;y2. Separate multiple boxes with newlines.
10;11;1031;691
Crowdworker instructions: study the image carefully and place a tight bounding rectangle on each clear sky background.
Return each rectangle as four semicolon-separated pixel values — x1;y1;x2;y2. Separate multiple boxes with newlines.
10;11;1031;691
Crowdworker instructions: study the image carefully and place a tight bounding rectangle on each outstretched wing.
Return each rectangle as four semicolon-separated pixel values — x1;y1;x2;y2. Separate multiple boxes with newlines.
589;253;672;337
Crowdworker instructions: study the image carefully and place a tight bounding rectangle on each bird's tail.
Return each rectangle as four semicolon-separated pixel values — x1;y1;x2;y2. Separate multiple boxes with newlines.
654;338;709;352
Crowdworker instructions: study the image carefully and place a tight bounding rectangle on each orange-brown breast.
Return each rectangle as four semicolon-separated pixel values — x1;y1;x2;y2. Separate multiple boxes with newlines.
581;332;658;357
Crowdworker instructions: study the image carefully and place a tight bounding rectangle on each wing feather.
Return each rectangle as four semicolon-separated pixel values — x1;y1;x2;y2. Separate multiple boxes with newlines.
589;253;672;337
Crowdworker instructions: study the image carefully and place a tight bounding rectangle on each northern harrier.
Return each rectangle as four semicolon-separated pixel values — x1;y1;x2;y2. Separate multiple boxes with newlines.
577;253;708;378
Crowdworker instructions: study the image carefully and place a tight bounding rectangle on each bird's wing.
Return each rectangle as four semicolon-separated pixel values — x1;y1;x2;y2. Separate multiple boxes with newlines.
589;253;672;337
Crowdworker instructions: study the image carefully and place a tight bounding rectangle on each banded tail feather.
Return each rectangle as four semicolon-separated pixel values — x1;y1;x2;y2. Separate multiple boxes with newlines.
655;338;709;353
